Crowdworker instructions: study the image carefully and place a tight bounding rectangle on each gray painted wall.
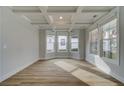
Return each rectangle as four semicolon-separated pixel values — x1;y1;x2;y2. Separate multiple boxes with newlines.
39;30;46;59
85;7;124;83
0;7;39;82
80;30;85;59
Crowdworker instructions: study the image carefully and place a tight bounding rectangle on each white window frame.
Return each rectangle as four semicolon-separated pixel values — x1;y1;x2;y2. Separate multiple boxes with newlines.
46;35;55;53
71;35;79;52
100;17;119;65
57;35;68;52
89;28;99;55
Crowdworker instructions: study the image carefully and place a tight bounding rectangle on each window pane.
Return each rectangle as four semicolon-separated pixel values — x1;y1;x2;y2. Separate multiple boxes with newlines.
71;36;79;51
58;36;67;51
102;18;118;60
103;31;110;39
111;39;117;59
103;39;111;58
89;29;98;54
47;35;55;52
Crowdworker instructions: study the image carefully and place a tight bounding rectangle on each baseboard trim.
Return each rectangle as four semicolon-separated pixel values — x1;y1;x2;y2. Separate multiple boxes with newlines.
86;59;124;83
110;72;124;83
96;65;124;83
39;57;84;61
70;57;84;61
39;57;56;61
0;58;40;82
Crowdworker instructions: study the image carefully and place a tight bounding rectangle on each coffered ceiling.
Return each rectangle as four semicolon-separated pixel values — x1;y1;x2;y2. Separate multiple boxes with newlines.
11;6;115;31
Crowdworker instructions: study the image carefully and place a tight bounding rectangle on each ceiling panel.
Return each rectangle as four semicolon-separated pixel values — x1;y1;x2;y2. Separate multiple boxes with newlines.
11;6;115;31
82;6;115;12
75;12;107;23
25;15;48;24
50;15;72;25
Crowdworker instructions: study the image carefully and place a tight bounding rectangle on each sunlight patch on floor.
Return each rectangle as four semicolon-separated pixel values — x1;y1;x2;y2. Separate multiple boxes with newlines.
54;61;118;86
54;61;77;72
71;68;118;86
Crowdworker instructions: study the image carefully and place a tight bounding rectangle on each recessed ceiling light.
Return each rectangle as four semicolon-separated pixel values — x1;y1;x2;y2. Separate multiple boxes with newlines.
59;16;63;19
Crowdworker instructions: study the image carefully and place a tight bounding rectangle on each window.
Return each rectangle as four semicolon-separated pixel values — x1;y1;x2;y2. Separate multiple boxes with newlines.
89;29;98;54
58;36;67;51
71;35;79;52
46;35;55;53
102;18;118;60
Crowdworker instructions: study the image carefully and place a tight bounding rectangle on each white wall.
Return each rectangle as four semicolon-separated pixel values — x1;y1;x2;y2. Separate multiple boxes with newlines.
85;7;124;83
0;7;39;82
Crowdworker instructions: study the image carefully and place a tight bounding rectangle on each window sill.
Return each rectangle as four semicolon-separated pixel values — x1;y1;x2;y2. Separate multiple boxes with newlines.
57;51;68;52
46;52;55;54
71;51;79;53
89;53;98;56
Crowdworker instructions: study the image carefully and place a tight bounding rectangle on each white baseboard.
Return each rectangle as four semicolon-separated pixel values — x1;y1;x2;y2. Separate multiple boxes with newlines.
0;58;40;82
71;57;84;61
40;57;56;60
86;59;124;83
40;57;84;61
110;72;124;83
96;64;124;83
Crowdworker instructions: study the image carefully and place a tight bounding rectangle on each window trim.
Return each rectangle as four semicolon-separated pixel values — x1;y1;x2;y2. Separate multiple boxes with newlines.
57;35;68;52
100;17;120;65
89;28;99;55
46;35;55;53
70;35;79;53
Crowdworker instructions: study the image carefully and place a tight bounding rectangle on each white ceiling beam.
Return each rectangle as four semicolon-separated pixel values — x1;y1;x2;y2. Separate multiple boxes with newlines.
11;7;112;30
68;6;84;32
31;23;90;27
82;10;110;13
39;6;55;30
22;15;32;22
31;23;91;25
39;6;52;24
12;12;42;15
13;11;109;15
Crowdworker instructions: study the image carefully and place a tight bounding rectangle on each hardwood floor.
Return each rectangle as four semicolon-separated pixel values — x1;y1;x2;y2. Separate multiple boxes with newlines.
0;59;123;86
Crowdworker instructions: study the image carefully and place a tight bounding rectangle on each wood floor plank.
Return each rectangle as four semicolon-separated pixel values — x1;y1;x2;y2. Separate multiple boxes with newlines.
0;59;123;86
